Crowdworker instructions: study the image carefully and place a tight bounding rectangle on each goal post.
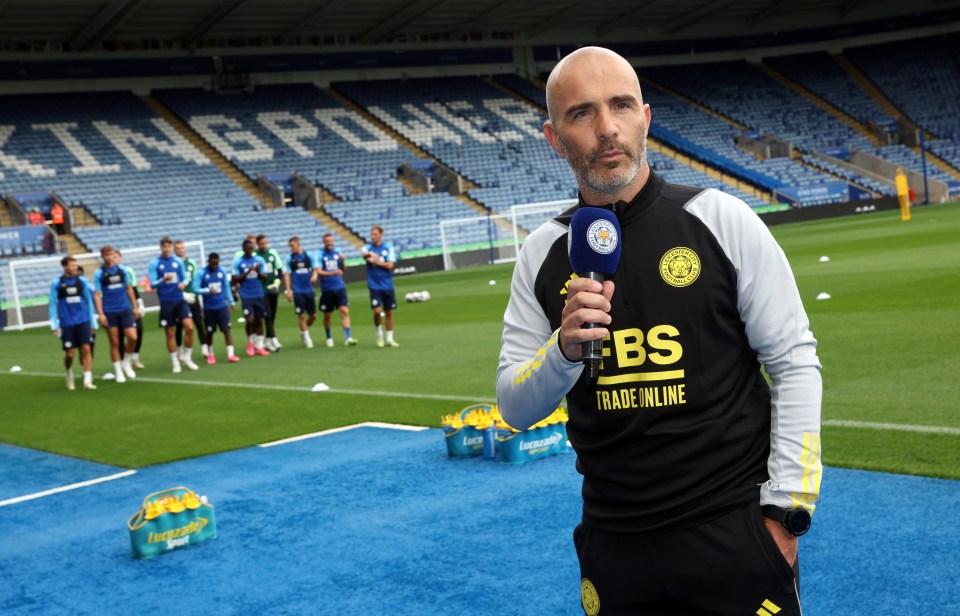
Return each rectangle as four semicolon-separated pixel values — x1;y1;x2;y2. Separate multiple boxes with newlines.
439;200;575;271
439;213;513;271
2;240;204;331
508;199;576;260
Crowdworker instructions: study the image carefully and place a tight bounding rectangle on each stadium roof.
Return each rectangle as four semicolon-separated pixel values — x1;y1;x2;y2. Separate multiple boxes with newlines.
0;0;957;52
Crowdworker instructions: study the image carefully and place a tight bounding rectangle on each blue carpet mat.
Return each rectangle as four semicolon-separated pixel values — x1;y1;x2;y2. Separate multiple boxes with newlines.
0;427;958;615
0;443;127;502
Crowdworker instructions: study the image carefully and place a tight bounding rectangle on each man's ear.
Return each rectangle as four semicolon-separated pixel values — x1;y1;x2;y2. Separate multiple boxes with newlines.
543;121;566;159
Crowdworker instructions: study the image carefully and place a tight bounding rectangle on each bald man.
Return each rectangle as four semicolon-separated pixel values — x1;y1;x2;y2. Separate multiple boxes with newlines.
497;47;821;615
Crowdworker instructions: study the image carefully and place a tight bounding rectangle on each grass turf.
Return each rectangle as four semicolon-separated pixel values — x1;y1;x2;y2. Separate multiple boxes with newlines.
0;265;512;468
0;202;958;478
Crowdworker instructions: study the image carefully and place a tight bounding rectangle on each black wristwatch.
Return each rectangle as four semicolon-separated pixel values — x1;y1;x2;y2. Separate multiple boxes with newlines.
760;505;811;537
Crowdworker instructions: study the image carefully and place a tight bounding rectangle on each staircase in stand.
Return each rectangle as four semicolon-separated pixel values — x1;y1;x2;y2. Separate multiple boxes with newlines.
757;62;881;147
141;95;263;203
306;207;366;252
0;200;12;227
833;54;905;123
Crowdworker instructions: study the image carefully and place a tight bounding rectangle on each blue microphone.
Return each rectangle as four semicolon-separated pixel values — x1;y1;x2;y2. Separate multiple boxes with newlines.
568;207;622;384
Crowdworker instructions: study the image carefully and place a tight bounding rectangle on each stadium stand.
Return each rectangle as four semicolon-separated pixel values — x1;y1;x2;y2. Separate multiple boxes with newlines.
333;75;578;214
491;74;549;108
640;81;835;196
746;49;957;191
847;36;960;140
500;70;886;207
154;83;482;255
765;52;891;127
154;84;410;204
640;61;907;204
0;90;353;303
868;143;954;183
337;75;768;213
801;154;894;196
4;44;947;309
0;91;257;225
846;36;960;175
642;61;875;152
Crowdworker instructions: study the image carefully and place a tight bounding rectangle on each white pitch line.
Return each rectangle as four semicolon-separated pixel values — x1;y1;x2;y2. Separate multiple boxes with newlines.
323;388;492;402
823;419;960;435
0;469;136;508
6;373;960;434
1;371;491;403
1;423;426;507
362;421;431;432
258;421;429;448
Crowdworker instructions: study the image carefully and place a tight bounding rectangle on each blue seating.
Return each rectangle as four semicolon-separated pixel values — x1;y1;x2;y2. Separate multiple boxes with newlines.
643;61;875;154
765;52;890;126
492;74;548;108
153;84;410;210
869;144;953;183
640;62;896;205
0;90;355;301
335;75;769;213
154;84;474;255
641;80;848;205
334;75;577;210
847;37;960;173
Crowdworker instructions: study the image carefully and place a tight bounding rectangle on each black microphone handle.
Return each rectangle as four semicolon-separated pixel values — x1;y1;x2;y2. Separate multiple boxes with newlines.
579;271;604;383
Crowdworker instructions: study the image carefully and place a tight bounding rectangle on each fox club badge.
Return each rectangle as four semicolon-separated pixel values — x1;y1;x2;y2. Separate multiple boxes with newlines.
660;247;701;287
586;219;618;255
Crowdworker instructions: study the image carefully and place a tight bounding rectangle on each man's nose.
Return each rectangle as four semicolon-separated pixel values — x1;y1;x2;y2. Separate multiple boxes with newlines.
595;108;618;141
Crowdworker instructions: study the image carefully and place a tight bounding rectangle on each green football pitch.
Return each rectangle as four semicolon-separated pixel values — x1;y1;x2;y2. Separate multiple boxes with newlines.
1;202;958;478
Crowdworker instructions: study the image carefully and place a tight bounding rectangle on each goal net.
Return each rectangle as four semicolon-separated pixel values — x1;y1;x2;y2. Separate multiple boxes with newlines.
439;200;575;270
1;240;204;331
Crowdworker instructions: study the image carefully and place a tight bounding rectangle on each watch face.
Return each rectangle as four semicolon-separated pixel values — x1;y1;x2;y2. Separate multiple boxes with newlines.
786;509;812;536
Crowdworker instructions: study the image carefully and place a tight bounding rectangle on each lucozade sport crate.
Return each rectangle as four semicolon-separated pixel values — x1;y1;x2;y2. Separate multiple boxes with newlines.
442;405;570;463
441;404;491;458
495;409;570;464
128;487;217;559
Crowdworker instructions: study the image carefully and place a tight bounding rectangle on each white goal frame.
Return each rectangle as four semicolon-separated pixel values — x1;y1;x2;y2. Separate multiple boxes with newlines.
3;240;204;331
439;199;575;271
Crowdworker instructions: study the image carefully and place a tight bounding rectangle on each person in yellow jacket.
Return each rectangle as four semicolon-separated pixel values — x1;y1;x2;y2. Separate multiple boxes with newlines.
895;167;911;221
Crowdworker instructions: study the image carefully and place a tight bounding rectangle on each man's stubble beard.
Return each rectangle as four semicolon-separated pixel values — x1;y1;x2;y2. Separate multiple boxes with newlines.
559;129;648;197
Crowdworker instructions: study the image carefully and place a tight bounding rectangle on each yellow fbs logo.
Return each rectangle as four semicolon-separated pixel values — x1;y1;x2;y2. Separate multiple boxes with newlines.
659;247;701;288
581;578;600;616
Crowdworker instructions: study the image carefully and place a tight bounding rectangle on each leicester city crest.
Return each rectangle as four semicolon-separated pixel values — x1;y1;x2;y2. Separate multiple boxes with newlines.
659;247;701;287
586;219;618;255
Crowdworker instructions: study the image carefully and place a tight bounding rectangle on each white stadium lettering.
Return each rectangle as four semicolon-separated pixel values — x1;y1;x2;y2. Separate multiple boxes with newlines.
93;118;209;170
313;108;398;153
368;104;462;147
0;125;57;180
189;115;274;162
0;98;546;181
483;98;543;139
424;102;498;143
257;111;318;157
31;122;120;175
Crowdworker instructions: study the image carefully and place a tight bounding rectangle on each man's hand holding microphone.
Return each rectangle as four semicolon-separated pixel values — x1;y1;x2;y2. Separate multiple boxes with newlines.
559;278;614;361
562;207;622;386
